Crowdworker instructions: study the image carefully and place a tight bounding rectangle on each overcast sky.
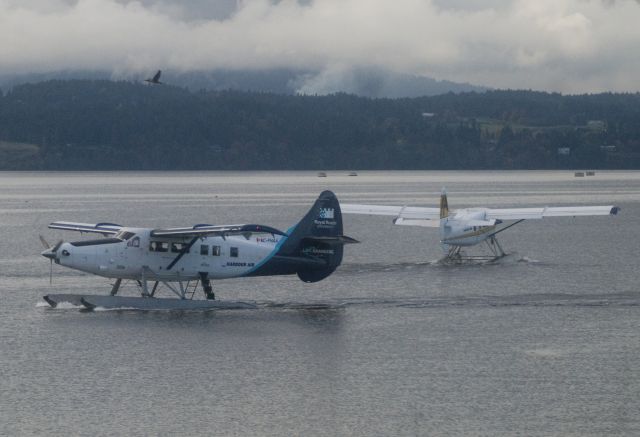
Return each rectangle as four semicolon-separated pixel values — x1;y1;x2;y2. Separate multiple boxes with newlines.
1;0;640;93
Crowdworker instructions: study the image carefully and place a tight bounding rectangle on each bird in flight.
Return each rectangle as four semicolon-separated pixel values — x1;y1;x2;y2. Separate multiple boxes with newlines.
144;70;163;85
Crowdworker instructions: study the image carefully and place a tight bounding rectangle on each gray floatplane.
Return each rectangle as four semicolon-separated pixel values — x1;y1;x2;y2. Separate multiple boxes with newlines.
41;191;357;311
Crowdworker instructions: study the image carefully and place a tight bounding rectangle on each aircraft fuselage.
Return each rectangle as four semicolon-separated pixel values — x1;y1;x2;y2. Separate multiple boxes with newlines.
441;210;502;247
55;227;285;281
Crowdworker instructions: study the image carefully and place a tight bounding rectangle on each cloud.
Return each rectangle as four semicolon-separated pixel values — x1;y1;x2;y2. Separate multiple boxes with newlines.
1;0;640;93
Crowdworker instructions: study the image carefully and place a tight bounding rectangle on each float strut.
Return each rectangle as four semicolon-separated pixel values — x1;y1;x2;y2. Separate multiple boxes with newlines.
150;281;159;297
199;272;215;300
110;278;122;296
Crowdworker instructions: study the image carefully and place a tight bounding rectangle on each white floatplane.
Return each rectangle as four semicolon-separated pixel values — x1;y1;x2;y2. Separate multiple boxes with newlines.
41;191;357;310
342;190;619;262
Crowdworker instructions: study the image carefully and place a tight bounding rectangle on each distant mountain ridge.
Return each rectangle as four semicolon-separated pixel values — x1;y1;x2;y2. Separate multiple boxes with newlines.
0;68;488;98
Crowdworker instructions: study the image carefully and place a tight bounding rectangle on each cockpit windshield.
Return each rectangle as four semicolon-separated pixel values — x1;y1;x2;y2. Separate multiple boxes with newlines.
114;230;136;240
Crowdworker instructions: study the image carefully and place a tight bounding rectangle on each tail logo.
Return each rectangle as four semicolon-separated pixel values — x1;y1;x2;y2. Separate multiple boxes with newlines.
319;208;335;219
314;207;337;228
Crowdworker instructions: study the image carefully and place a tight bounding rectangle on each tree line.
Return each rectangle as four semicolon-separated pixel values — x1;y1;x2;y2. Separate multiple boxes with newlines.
0;79;639;170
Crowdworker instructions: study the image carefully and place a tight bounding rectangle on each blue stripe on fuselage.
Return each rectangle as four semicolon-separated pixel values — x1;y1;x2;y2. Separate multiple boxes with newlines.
243;224;297;276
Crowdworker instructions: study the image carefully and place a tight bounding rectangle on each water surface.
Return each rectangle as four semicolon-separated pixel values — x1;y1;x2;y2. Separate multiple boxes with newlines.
1;171;639;436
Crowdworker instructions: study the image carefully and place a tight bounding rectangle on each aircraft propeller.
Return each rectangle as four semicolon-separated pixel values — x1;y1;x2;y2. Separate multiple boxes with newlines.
40;236;63;284
39;235;50;249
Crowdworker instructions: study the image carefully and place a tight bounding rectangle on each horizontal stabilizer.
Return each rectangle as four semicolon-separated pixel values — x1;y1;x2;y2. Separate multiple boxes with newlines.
302;235;359;245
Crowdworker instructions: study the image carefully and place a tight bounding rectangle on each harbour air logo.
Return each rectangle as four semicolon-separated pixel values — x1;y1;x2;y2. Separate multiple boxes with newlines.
318;208;335;219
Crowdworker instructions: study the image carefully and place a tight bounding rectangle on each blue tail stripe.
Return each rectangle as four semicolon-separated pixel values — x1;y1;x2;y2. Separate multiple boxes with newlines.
243;224;297;276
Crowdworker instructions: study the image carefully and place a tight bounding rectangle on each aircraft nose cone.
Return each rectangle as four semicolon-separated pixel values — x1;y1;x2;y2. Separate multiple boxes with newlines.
41;248;57;260
41;240;64;261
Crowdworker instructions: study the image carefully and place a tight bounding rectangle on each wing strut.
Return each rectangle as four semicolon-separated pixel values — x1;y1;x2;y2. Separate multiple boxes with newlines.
166;237;199;270
488;219;524;237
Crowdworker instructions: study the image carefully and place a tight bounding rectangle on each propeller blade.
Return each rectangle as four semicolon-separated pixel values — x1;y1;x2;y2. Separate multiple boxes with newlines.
45;240;63;285
52;240;63;252
39;235;51;249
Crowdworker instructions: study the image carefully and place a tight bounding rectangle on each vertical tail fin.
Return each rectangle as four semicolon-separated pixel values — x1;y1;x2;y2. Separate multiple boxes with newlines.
280;190;344;252
440;188;449;219
247;191;357;282
439;188;450;253
275;191;357;282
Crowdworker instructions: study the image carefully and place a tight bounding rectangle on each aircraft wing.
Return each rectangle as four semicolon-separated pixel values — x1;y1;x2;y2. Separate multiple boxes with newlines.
341;204;441;220
393;218;440;227
48;221;122;235
150;224;287;238
485;205;620;220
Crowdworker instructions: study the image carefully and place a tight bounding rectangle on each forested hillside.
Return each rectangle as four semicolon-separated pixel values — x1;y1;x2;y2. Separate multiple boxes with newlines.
0;80;639;170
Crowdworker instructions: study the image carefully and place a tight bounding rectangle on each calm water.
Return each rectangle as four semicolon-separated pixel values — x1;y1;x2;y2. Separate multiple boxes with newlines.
1;171;639;436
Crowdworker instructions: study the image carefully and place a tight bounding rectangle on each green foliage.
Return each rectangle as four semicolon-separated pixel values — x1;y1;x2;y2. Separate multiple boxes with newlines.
0;80;638;169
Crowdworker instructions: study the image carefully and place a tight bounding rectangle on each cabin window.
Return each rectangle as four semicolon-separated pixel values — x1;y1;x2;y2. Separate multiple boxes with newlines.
230;247;239;258
171;242;189;253
127;236;140;247
149;241;169;252
200;245;209;255
211;245;221;256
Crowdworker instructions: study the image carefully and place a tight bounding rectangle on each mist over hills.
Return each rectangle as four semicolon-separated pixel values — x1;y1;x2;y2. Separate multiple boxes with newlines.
3;0;640;94
0;68;488;98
